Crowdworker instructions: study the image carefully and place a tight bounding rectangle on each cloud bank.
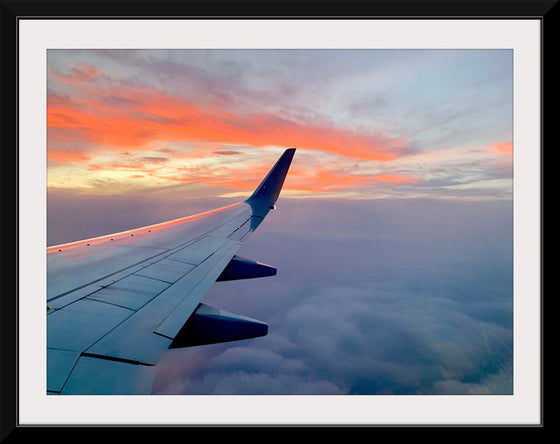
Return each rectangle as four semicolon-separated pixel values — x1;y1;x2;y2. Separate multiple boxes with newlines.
47;195;513;395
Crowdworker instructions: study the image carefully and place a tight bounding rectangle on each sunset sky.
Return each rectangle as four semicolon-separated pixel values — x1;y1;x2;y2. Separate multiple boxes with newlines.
45;49;514;396
47;49;513;202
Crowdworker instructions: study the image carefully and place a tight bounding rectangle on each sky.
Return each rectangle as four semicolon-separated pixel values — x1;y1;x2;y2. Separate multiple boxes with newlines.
47;49;513;203
47;49;513;395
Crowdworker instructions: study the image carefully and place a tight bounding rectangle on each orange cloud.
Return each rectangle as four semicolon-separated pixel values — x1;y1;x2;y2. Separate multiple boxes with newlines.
47;85;409;162
47;149;91;163
286;168;418;193
154;164;273;190
491;141;513;155
152;163;418;195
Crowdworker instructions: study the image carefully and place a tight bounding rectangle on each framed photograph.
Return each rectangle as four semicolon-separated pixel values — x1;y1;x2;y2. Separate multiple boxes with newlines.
4;0;551;432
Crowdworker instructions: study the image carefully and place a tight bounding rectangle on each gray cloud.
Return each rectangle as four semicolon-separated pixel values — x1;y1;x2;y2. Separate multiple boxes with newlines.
213;150;242;156
149;198;513;395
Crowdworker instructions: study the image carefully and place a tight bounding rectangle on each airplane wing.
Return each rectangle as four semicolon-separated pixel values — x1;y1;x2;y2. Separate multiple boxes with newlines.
46;148;296;394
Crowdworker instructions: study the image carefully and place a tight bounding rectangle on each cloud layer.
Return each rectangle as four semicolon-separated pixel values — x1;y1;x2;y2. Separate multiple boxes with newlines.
47;194;513;395
146;198;513;395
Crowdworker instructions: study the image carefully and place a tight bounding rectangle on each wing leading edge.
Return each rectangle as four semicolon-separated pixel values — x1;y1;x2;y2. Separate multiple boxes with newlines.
47;148;296;394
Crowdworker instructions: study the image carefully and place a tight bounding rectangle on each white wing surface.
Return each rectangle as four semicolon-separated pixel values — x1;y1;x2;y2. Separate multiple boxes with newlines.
47;148;296;394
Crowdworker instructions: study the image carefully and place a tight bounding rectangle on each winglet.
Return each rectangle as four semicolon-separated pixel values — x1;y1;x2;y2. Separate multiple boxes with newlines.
246;148;296;207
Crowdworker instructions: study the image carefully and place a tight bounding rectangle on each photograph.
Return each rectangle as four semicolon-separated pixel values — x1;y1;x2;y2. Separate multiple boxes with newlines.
46;48;515;397
11;14;544;428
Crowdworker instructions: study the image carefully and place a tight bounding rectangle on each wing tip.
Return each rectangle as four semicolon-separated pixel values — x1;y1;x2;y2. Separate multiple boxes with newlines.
246;147;296;205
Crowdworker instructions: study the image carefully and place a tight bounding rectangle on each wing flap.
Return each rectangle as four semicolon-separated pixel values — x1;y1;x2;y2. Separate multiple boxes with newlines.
47;299;134;352
47;348;81;393
154;241;240;340
135;258;195;284
86;274;171;310
84;240;240;364
60;355;156;395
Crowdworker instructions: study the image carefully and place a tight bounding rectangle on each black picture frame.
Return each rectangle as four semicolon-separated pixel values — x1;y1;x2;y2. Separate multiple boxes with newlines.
3;0;553;437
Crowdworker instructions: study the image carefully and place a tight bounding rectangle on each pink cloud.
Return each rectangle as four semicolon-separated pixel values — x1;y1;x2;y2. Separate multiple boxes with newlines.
491;141;513;155
48;81;411;162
